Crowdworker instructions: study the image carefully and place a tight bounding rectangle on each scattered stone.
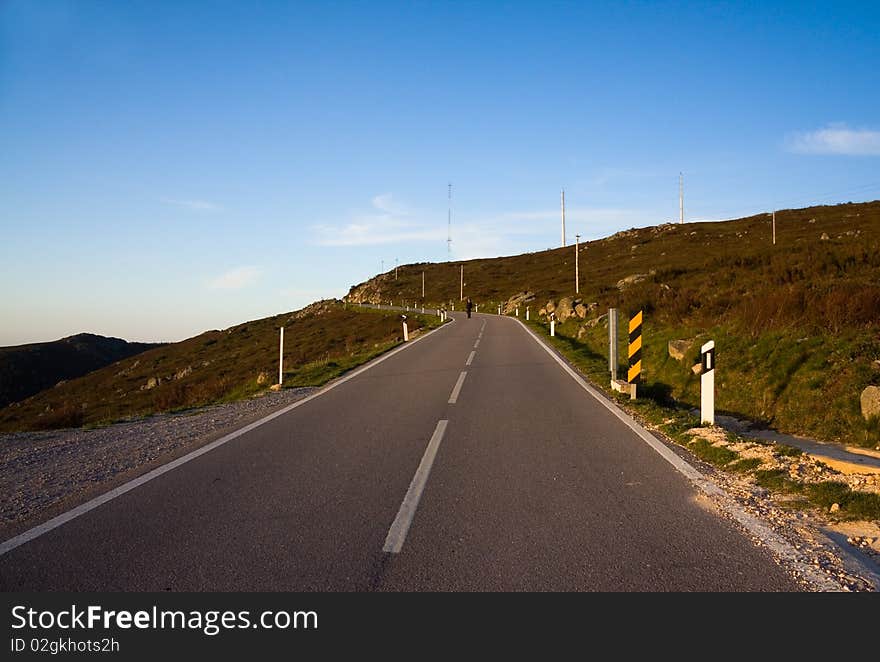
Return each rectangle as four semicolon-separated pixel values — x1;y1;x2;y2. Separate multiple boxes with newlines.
585;313;608;328
860;385;880;420
616;273;649;290
574;303;588;319
691;363;702;375
141;376;161;391
256;371;270;386
829;503;840;513
174;366;192;381
820;232;830;240
577;326;588;341
668;339;693;362
269;384;282;392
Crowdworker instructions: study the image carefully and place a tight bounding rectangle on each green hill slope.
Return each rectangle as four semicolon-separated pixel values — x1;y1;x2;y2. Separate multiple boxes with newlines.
0;302;437;432
346;201;880;448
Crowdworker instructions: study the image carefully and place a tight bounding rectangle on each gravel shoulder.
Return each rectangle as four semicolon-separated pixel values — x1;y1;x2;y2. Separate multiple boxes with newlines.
0;387;315;541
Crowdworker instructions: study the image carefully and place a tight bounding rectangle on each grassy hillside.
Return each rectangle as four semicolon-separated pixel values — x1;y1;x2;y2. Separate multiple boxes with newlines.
0;302;439;432
346;201;880;448
0;334;160;409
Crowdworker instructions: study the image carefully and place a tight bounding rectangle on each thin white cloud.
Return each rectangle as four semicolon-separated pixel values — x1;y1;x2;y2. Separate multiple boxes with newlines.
162;198;224;212
208;266;261;290
371;193;405;215
313;218;445;246
313;192;443;246
788;124;880;156
310;193;650;258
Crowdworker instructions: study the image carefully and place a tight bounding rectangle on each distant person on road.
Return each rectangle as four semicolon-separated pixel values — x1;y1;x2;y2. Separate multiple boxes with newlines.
466;297;473;318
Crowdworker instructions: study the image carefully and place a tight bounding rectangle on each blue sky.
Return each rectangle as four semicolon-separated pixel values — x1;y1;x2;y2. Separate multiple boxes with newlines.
2;1;879;345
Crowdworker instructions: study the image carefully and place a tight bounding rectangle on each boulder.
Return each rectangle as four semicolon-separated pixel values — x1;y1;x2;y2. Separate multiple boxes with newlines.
257;371;270;386
820;232;830;241
667;339;693;362
691;363;702;375
574;303;588;319
556;297;574;322
577;326;589;341
545;299;557;314
860;386;880;420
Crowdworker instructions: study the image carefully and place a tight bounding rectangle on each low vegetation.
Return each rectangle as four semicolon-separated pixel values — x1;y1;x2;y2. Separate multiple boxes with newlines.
347;200;880;449
0;302;440;432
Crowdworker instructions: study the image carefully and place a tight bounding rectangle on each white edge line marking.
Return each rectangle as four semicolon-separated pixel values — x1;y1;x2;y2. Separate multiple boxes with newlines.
0;316;457;557
383;419;448;553
473;339;480;348
510;316;843;591
448;371;468;404
466;350;476;366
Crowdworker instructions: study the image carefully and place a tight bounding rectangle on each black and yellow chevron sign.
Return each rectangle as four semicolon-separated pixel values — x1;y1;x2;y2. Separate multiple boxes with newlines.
627;310;643;384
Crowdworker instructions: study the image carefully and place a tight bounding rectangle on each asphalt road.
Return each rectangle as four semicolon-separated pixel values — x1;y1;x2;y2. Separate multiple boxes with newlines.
0;312;799;591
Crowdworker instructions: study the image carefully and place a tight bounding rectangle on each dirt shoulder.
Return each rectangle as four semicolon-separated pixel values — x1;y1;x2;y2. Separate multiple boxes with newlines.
0;387;315;541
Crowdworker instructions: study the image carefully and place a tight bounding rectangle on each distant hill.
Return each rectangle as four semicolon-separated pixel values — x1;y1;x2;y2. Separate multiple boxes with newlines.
0;334;161;408
346;200;880;448
0;301;437;432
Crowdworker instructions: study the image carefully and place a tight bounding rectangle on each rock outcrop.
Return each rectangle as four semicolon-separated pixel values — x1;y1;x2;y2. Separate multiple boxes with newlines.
503;291;535;315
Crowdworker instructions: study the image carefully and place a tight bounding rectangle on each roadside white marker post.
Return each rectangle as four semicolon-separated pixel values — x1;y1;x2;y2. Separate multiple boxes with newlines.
516;307;519;317
278;326;284;386
526;307;530;321
402;316;409;341
700;340;715;425
550;313;556;337
609;308;618;381
498;305;501;315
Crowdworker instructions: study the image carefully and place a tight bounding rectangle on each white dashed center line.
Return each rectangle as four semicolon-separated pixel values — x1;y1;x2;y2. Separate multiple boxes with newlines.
383;420;449;553
448;371;468;404
466;350;476;366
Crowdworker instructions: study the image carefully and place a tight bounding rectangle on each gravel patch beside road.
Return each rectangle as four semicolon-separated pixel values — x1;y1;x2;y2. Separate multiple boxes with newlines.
0;387;315;538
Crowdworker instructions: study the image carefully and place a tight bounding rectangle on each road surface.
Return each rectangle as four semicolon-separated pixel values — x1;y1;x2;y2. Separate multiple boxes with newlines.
0;312;798;591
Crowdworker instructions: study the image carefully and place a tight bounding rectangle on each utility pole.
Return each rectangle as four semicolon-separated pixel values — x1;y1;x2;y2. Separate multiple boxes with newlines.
772;211;776;245
561;189;566;247
460;264;464;301
679;172;684;224
278;327;284;386
395;258;398;280
575;234;580;295
422;271;425;298
447;183;452;261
